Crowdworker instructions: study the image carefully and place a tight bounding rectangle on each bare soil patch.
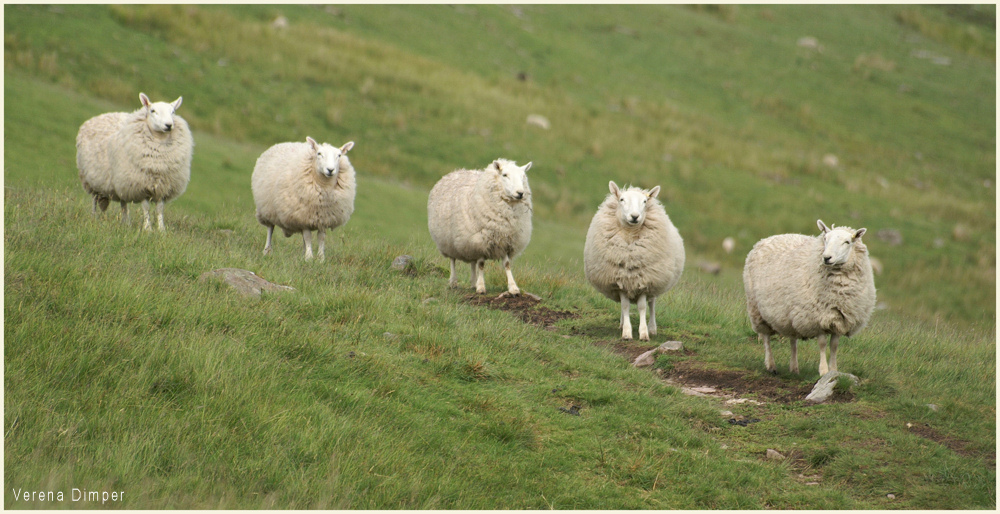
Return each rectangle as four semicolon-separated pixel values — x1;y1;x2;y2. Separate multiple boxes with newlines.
907;422;994;464
665;359;820;404
464;293;577;329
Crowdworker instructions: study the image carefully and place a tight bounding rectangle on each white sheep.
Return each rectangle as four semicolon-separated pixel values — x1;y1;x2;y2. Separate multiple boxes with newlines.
105;93;193;231
584;181;685;341
743;220;877;375
251;137;356;261
427;159;533;296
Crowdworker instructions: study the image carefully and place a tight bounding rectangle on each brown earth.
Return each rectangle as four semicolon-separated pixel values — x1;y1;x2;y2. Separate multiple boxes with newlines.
464;293;577;328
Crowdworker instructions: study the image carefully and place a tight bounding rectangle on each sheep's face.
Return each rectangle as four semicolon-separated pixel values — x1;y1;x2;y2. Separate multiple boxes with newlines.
610;181;661;228
818;220;866;267
140;93;182;134
491;159;532;202
308;138;354;179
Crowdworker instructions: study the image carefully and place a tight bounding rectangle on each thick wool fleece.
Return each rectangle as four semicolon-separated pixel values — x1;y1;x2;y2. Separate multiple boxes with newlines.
427;167;532;263
252;142;356;236
109;108;193;204
583;191;685;303
77;112;129;205
743;232;876;339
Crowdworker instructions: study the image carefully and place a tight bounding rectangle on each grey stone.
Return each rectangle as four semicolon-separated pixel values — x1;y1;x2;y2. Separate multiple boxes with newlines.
926;404;939;412
633;349;657;368
766;449;785;461
805;371;860;403
391;255;415;272
200;268;294;297
658;341;683;352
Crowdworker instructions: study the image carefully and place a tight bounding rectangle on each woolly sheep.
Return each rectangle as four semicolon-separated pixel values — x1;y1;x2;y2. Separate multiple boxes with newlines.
427;158;533;296
251;137;356;261
103;93;193;231
584;181;685;341
743;220;877;375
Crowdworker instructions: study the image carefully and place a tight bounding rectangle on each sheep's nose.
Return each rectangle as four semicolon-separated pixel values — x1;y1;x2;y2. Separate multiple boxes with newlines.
163;123;172;131
326;168;336;175
823;256;832;264
630;214;639;223
515;191;524;199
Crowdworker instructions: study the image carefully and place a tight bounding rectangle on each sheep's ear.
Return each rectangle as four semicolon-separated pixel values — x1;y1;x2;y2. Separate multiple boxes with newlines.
139;93;151;108
609;181;620;198
817;219;830;234
340;141;354;154
171;97;183;111
647;185;661;199
522;161;532;173
490;160;502;173
853;228;867;241
306;136;318;151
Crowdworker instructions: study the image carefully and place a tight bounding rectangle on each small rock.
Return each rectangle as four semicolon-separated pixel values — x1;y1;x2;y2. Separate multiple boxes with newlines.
726;398;764;406
926;404;939;412
869;256;883;275
526;114;550;130
720;444;729;450
797;36;821;51
199;268;295;297
822;153;839;168
722;237;735;254
697;260;721;275
806;482;820;486
391;255;415;272
720;410;735;418
658;341;683;352
805;371;860;403
272;15;289;29
952;223;971;242
690;386;717;394
887;494;896;500
766;449;785;460
633;349;658;368
877;229;903;246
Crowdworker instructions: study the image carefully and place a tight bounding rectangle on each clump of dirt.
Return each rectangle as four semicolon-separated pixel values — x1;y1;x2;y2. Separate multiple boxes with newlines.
907;422;993;464
591;340;658;362
464;293;577;328
665;359;818;404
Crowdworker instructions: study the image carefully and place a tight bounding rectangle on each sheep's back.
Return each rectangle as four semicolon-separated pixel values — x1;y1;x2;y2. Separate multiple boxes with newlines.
584;196;685;302
109;114;193;203
77;112;128;197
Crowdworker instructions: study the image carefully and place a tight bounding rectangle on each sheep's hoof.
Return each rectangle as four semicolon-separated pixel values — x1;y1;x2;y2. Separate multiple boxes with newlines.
498;291;521;299
476;288;486;294
768;369;778;376
639;332;649;342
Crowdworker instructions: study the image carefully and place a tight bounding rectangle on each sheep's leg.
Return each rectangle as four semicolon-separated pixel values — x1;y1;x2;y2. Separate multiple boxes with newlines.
648;296;657;336
818;335;830;375
469;261;477;289
829;334;840;373
302;229;313;261
91;196;98;216
501;254;520;296
619;292;632;340
637;293;649;341
97;196;109;213
448;259;458;288
156;200;165;231
478;259;488;292
120;201;129;225
789;338;799;374
263;225;274;255
317;229;326;262
141;200;152;231
762;334;776;374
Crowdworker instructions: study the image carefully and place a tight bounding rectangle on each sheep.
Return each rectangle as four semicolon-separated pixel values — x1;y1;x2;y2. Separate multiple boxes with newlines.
105;92;193;231
583;181;685;341
743;220;877;376
427;158;533;296
251;137;356;261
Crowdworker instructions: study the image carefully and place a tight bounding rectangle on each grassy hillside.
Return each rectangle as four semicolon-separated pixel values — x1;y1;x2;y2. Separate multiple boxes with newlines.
4;4;995;509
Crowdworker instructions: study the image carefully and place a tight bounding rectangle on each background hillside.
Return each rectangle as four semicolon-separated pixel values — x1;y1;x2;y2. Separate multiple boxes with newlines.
4;4;995;509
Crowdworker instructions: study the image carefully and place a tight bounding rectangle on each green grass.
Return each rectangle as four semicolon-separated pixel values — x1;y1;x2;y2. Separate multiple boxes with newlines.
4;4;995;509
